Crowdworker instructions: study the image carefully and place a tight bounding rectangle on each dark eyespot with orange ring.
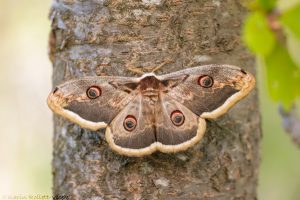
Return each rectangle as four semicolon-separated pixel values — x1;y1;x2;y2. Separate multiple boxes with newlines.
86;86;101;99
123;115;137;131
198;75;213;88
170;110;185;126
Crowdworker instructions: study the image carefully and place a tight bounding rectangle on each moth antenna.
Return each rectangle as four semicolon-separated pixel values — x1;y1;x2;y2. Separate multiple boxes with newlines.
127;67;144;75
151;58;172;73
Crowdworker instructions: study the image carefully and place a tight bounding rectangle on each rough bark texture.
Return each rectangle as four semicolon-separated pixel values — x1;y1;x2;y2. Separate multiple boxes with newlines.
50;0;261;199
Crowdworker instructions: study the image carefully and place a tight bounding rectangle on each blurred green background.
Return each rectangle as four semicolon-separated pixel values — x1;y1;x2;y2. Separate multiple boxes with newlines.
0;0;299;199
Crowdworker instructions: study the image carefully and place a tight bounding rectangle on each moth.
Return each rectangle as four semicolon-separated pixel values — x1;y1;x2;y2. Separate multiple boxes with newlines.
47;65;255;157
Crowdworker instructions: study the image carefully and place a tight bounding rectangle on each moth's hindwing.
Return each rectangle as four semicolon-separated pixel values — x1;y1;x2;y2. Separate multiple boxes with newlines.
105;93;207;157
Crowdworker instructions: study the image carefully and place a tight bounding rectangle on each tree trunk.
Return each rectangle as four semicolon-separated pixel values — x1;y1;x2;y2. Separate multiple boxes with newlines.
50;0;261;199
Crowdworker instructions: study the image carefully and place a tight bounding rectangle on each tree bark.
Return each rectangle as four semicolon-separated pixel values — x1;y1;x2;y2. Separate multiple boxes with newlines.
50;0;261;199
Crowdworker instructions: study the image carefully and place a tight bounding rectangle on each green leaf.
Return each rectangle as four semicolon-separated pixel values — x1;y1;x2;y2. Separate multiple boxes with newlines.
257;0;277;11
286;33;300;67
280;3;300;40
243;12;276;56
264;44;300;109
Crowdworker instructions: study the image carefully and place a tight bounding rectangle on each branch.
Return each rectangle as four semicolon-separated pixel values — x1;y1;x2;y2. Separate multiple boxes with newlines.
279;104;300;147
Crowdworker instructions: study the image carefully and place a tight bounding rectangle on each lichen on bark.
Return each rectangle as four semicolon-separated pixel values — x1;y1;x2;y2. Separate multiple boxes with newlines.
50;0;261;199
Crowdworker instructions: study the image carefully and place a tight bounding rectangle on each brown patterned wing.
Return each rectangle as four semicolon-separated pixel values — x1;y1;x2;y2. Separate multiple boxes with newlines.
105;94;157;157
154;93;206;153
47;76;139;131
158;64;255;119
